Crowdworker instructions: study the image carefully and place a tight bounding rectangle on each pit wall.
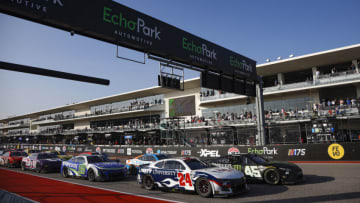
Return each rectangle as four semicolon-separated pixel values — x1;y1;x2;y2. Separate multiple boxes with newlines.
3;143;359;161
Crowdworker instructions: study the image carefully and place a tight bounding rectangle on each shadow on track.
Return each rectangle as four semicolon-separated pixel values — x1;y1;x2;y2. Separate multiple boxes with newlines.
297;174;335;185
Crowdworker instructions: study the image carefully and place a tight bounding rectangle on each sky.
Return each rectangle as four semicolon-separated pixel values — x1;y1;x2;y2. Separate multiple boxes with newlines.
0;0;359;119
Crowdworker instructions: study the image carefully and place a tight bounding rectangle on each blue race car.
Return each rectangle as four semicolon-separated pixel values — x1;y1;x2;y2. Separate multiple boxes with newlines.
138;157;249;198
21;152;62;173
126;154;169;175
61;155;127;181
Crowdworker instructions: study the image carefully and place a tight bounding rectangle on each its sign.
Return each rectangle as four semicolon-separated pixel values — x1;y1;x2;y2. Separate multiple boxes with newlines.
0;0;257;80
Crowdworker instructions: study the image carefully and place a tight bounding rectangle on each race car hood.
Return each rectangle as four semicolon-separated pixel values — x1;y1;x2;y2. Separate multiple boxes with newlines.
194;167;244;179
91;162;125;169
264;161;301;170
41;158;62;163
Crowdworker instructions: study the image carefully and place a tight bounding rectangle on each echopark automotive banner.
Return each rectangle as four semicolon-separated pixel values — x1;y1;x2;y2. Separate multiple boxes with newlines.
0;0;257;80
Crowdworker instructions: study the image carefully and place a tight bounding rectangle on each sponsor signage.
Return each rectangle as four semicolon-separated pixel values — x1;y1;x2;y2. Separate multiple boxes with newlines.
181;150;191;156
228;147;240;155
328;143;345;160
0;0;257;80
198;149;220;158
3;143;360;161
288;149;306;156
145;148;153;154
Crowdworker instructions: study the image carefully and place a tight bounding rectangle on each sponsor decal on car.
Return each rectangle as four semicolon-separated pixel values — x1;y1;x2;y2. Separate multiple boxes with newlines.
288;149;306;156
198;149;220;157
328;143;345;160
228;147;240;155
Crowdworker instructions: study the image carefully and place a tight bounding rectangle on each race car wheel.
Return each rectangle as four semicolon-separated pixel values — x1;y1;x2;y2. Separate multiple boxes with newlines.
129;165;137;175
62;167;69;178
88;169;96;182
36;165;42;173
264;169;280;185
196;178;213;198
21;162;26;171
143;175;154;190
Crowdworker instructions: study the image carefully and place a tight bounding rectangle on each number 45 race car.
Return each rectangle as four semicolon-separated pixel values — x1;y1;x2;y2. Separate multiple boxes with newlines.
138;157;249;198
207;154;303;185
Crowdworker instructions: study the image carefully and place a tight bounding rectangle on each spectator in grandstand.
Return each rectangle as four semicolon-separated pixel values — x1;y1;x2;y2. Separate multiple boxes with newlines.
346;98;351;106
351;98;357;107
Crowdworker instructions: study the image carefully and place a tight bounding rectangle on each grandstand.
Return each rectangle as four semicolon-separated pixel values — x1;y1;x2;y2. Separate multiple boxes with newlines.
1;44;360;147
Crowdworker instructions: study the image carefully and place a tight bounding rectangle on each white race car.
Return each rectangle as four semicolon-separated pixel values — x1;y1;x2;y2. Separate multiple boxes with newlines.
138;157;249;197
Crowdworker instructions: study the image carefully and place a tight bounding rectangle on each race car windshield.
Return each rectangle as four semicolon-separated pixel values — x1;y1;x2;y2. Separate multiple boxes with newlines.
87;156;106;163
11;152;27;157
38;153;58;159
249;154;268;164
184;159;212;170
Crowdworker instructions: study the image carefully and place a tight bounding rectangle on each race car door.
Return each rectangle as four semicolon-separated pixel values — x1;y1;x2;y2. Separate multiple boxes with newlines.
157;160;188;190
75;156;87;177
241;156;262;180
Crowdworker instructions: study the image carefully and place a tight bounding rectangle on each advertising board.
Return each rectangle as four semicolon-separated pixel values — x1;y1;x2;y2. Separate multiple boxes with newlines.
0;0;257;80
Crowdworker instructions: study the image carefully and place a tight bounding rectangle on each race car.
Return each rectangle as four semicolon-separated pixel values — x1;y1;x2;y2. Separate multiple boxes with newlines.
61;155;127;181
126;154;169;175
207;154;303;185
138;157;248;197
0;150;28;168
46;150;72;160
21;152;62;173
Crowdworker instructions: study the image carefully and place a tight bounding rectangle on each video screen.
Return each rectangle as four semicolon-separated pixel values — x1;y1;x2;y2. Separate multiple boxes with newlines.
169;96;195;117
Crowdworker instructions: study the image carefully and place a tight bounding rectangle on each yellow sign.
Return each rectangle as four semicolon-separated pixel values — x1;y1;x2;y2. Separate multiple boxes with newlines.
328;144;345;160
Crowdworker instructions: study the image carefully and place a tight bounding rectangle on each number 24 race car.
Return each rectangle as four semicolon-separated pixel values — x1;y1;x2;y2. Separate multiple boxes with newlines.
138;157;249;198
207;154;304;185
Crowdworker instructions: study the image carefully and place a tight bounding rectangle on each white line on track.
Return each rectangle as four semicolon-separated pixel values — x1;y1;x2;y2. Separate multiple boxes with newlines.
0;168;185;203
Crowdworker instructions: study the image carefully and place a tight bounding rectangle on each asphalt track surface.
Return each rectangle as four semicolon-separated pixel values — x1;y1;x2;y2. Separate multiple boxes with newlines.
1;163;360;203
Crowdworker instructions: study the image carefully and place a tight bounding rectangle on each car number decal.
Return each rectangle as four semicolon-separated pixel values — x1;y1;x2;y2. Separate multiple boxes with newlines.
244;166;262;178
177;173;192;187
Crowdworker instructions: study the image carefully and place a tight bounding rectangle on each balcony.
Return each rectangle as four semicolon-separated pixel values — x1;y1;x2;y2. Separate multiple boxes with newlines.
200;71;360;103
31;104;165;125
0;123;30;130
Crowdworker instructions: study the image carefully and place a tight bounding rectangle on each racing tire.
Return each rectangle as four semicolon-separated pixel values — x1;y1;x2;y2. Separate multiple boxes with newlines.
36;165;42;173
62;167;69;178
143;175;155;190
196;178;213;198
264;169;280;185
88;169;96;182
129;165;137;175
21;162;26;171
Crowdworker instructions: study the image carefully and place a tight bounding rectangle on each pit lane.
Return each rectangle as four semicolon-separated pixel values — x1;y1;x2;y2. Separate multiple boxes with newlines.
1;163;360;203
